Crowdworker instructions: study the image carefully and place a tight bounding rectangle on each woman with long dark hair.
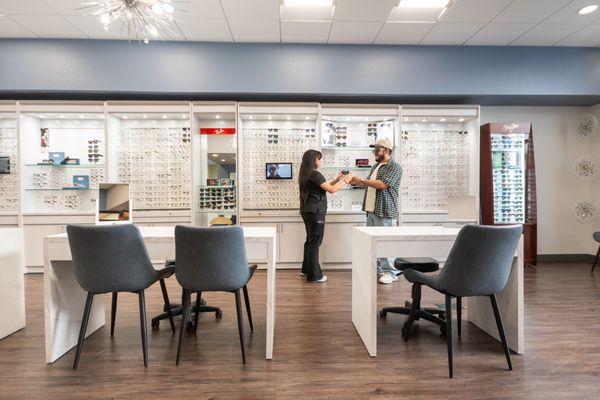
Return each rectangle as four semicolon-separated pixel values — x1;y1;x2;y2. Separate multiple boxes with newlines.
298;149;353;282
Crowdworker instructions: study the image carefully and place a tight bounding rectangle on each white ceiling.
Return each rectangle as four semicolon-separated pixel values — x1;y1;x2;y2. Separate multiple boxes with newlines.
0;0;599;46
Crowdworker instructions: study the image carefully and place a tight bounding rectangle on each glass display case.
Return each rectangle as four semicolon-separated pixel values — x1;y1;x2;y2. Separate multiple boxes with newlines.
480;122;537;265
107;108;191;211
0;109;19;213
320;106;399;213
192;103;237;226
19;110;105;213
400;116;471;212
238;104;319;211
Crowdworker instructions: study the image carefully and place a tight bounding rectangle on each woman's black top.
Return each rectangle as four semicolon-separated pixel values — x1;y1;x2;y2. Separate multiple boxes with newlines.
300;170;327;214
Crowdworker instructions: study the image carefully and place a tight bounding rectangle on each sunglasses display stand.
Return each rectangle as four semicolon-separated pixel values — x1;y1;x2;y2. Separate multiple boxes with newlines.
480;122;537;266
0;109;19;219
192;102;238;227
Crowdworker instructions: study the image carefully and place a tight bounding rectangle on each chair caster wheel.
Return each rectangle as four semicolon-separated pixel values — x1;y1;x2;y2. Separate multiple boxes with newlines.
380;310;387;318
401;324;410;340
151;320;159;330
215;310;223;319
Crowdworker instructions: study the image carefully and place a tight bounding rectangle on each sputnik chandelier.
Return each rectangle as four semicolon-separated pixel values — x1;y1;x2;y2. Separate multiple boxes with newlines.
79;0;187;43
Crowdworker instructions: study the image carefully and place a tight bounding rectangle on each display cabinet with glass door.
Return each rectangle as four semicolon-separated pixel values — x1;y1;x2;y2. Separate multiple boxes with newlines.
0;104;19;225
19;109;106;214
192;102;237;227
400;107;480;226
320;106;399;214
106;103;192;225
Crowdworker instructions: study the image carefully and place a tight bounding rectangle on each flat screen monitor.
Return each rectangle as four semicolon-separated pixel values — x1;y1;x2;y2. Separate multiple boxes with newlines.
96;183;132;224
265;163;292;180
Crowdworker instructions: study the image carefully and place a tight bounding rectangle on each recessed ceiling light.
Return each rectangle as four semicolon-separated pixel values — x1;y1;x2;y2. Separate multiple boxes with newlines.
459;118;465;122
399;0;450;8
212;154;218;157
440;118;446;122
122;115;128;119
220;159;226;162
215;115;221;119
305;116;310;120
162;115;167;119
578;5;598;15
283;0;333;6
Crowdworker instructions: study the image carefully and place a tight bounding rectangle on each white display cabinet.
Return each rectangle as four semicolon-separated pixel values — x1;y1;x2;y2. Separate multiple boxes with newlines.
320;104;401;215
192;102;237;227
0;102;20;226
106;102;192;226
400;106;480;226
18;102;104;267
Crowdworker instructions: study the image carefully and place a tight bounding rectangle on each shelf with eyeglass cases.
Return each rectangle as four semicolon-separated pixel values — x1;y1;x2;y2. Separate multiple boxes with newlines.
196;209;237;214
25;163;105;168
24;188;95;191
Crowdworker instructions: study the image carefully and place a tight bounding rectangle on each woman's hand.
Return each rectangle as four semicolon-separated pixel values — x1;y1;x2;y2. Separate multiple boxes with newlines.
343;172;354;184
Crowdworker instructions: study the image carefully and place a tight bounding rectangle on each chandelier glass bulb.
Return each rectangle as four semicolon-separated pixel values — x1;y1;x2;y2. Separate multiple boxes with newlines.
78;0;187;43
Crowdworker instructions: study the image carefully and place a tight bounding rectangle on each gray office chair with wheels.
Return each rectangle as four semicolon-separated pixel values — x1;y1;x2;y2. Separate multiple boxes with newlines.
174;225;255;365
591;231;600;273
66;224;176;369
402;224;522;378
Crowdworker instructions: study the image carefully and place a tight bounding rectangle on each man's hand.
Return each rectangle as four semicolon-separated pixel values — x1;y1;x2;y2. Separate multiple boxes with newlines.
349;176;363;186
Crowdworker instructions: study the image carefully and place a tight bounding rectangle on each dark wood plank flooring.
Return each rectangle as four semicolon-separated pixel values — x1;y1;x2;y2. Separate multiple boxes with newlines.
1;263;599;399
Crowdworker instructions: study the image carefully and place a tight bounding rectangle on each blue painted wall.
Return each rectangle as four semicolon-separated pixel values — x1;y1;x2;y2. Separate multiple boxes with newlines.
0;39;599;105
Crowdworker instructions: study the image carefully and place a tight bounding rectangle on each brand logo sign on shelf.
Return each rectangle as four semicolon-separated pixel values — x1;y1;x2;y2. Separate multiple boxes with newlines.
200;128;236;135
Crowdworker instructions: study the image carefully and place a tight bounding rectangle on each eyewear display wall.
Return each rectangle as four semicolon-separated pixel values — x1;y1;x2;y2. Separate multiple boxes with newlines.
1;102;480;223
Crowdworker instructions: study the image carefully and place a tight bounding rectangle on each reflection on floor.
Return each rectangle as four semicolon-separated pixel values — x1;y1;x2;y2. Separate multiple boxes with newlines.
1;263;599;399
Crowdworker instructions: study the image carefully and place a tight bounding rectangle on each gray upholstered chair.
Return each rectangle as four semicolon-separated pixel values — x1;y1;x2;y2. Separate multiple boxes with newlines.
402;224;522;378
67;224;175;369
174;225;255;365
591;231;600;273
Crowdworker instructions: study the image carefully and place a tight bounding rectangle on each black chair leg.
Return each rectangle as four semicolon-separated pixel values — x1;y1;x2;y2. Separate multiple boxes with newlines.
73;292;94;370
110;292;117;337
138;290;148;367
490;294;513;371
445;294;453;378
159;279;175;333
402;283;421;340
456;297;462;338
592;246;600;273
242;285;253;332
193;292;202;333
234;289;246;364
176;290;191;366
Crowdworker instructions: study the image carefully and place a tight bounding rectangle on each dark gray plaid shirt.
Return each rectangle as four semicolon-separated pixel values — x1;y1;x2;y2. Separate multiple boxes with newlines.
361;159;402;219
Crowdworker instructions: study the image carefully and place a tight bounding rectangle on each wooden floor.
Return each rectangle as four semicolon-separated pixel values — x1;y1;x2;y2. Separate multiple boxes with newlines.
1;263;600;399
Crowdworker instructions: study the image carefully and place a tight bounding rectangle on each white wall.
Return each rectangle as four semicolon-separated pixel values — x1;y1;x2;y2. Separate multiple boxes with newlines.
481;107;599;256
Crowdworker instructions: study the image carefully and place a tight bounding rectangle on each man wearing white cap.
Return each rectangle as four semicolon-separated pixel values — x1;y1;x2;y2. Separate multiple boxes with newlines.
350;138;403;284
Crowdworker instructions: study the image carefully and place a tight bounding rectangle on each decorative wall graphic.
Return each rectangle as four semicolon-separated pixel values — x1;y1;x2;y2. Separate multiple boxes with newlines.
573;201;598;224
572;156;599;181
0;127;19;212
576;113;598;137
